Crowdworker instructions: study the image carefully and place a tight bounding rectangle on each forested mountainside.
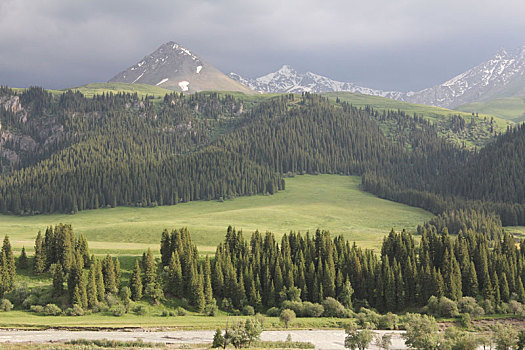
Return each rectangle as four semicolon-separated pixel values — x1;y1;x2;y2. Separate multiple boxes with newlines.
0;86;524;226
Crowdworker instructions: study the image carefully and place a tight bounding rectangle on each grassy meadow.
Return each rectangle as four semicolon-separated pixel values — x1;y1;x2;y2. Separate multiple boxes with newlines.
455;96;525;122
0;175;432;255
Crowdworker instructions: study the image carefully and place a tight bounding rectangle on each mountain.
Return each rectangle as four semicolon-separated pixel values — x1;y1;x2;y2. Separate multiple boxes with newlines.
229;65;403;99
406;47;525;109
109;42;253;94
231;47;525;110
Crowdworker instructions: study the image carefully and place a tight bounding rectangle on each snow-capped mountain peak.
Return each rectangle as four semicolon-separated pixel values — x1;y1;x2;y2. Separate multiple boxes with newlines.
229;65;403;98
230;46;525;108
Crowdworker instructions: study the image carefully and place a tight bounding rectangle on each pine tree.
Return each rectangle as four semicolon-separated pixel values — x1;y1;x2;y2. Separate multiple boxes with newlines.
339;280;354;309
143;248;157;287
204;255;213;304
52;263;64;296
102;255;117;294
95;259;105;301
130;259;143;301
114;258;122;291
87;263;98;308
33;231;45;274
1;236;15;292
18;247;28;270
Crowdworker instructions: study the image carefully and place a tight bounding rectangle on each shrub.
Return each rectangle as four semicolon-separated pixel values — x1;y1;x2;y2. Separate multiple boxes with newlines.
111;304;126;317
133;305;147;315
322;297;346;318
43;303;62;316
281;301;303;316
302;302;324;317
175;306;187;316
266;307;280;317
6;283;30;306
509;300;524;315
459;313;472;329
161;309;174;317
206;299;219;316
23;295;39;309
30;305;44;313
356;308;381;328
65;304;84;316
458;297;485;318
377;312;399;330
92;301;109;313
280;309;296;328
426;296;459;317
0;299;13;312
243;305;255;316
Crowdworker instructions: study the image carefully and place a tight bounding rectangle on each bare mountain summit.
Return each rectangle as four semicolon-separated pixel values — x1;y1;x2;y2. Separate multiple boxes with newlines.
109;42;253;94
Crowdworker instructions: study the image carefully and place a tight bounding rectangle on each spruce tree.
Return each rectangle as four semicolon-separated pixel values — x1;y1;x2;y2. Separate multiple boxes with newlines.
52;263;65;296
33;231;45;274
143;248;157;287
204;255;213;304
130;259;143;301
18;247;28;270
95;259;105;301
102;255;117;294
87;263;98;308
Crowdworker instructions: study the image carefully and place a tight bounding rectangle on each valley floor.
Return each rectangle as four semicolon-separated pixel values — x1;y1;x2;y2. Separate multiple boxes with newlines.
0;175;432;253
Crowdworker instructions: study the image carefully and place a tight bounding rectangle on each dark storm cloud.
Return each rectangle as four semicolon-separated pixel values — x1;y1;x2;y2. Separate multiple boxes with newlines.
1;0;525;91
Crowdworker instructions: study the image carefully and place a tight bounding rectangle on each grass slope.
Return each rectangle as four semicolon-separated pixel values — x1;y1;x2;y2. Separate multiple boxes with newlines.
0;175;432;254
322;92;512;148
455;97;525;122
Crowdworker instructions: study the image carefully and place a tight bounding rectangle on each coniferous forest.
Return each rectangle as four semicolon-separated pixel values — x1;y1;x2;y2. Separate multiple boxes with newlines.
2;210;525;319
2;87;525;227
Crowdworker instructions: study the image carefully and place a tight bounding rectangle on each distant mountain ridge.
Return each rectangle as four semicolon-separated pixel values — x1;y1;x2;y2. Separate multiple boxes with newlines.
229;65;404;99
230;46;525;109
109;42;253;94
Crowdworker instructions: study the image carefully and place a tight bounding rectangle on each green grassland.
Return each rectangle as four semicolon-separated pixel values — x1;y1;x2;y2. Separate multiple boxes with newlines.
0;309;347;330
455;96;525;122
0;175;432;254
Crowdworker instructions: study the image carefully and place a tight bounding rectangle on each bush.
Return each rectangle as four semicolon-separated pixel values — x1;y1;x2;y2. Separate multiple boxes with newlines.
133;305;147;315
175;306;187;316
243;305;255;316
23;295;39;309
92;301;109;313
509;300;524;316
480;299;494;314
280;309;296;328
281;301;303;316
0;299;13;312
458;297;484;318
266;307;280;317
65;304;84;316
459;313;472;329
43;303;62;316
377;312;399;330
6;283;30;306
322;297;346;318
30;305;44;313
111;304;126;317
206;299;219;316
356;308;381;328
426;296;458;317
302;302;324;317
161;309;175;317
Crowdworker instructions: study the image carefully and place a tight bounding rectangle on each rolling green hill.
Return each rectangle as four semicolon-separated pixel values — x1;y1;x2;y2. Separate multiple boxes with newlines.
455;96;525;123
1;175;432;254
323;91;512;148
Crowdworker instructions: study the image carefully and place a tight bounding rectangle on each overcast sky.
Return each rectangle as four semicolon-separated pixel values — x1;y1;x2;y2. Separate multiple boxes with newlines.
1;0;525;91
